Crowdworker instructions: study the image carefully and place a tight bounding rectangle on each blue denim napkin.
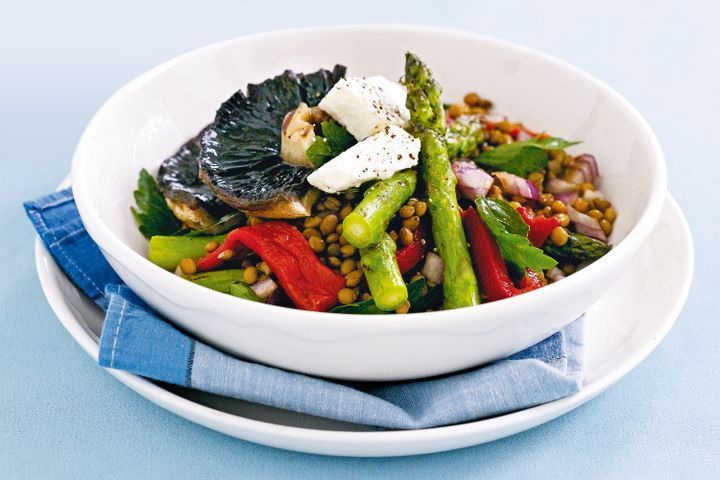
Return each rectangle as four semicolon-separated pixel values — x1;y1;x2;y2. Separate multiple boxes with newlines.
25;188;584;430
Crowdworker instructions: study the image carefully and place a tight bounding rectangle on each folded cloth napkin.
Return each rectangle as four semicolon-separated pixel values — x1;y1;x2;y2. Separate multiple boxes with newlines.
25;188;584;430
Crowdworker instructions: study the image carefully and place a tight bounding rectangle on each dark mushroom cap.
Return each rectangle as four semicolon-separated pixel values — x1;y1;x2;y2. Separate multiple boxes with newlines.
157;126;235;218
199;65;346;218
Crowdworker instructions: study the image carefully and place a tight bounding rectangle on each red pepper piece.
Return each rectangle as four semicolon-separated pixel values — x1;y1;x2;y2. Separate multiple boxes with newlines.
516;207;560;247
462;208;544;302
197;222;345;312
395;223;428;274
508;127;521;139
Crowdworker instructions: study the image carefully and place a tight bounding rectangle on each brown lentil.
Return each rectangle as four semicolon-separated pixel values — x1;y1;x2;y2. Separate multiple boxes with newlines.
179;258;197;275
361;292;372;301
340;244;357;258
388;229;399;242
303;227;321;239
600;219;613;236
345;270;363;288
339;204;353;220
542;206;553;217
326;233;339;244
242;267;258;285
403;215;421;231
572;198;589;213
415;201;428;216
551;227;569;246
395;300;411;314
320;214;339;235
322;196;342;212
580;182;595;192
407;197;419;206
308;236;325;253
338;288;357;305
247;216;263;226
218;250;234;261
399;205;415;218
327;256;342;268
304;216;322;229
540;193;555;206
339;235;349;246
587;209;604;220
551;200;567;214
509;201;522;210
327;243;341;257
447;103;467;118
340;259;356;275
554;213;570;227
604;206;617;223
595;199;611;211
204;241;219;253
399;227;414;246
463;92;481;107
489;185;503;198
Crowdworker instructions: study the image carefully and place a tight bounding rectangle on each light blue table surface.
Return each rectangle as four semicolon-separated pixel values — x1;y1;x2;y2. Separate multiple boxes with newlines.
2;0;718;478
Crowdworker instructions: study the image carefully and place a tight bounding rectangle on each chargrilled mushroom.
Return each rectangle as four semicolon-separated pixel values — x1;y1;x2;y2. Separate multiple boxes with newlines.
157;128;242;234
199;65;346;219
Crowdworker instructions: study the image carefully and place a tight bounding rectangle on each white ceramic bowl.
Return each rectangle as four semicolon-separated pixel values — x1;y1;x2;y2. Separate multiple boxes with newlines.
72;26;666;381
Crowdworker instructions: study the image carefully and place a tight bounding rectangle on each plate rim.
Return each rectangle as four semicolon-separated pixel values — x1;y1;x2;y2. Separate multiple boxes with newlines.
33;192;693;457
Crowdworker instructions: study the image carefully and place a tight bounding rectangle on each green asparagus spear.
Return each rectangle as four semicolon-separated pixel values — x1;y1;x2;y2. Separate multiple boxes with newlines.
359;233;408;311
404;53;446;135
404;52;481;308
445;115;486;159
183;269;246;293
421;131;481;308
542;232;611;263
343;169;417;248
149;234;227;270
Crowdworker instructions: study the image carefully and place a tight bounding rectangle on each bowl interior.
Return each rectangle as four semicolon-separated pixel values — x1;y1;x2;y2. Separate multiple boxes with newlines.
73;26;661;269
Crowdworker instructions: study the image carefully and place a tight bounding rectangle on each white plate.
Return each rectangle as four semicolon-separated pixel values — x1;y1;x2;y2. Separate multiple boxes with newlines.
34;192;692;457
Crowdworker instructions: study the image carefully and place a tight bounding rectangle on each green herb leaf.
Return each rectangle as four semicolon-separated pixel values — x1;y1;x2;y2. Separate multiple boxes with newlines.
229;282;263;302
475;137;580;177
475;198;558;273
131;169;182;238
331;277;430;314
542;232;611;263
306;119;356;167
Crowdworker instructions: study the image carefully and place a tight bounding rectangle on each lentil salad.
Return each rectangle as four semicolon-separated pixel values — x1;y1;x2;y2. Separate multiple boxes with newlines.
132;53;614;314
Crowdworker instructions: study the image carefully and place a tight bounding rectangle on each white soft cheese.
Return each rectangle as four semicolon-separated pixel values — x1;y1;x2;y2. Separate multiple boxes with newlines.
307;125;420;193
318;76;410;141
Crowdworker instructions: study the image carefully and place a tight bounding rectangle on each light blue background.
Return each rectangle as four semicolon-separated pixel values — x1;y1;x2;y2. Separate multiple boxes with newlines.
2;0;718;478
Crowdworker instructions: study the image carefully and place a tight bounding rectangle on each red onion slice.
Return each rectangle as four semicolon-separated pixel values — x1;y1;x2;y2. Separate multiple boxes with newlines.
421;252;444;285
545;178;579;194
546;267;566;283
567;206;607;241
575;154;599;183
251;277;278;300
494;172;540;200
452;161;494;200
555;191;578;205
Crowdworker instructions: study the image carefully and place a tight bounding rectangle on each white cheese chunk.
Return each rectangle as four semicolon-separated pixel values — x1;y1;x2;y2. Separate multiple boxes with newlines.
307;126;420;193
318;76;410;141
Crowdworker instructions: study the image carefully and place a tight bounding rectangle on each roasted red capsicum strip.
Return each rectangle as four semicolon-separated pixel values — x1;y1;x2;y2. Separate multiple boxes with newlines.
516;207;560;247
197;222;345;312
395;222;428;274
462;208;544;302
